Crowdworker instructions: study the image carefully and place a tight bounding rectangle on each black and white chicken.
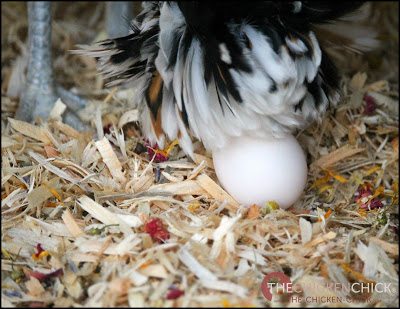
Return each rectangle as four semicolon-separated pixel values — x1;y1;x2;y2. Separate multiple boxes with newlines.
81;1;377;157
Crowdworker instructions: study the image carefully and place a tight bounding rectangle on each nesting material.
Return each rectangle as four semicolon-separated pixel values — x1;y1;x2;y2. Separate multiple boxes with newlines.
1;2;399;308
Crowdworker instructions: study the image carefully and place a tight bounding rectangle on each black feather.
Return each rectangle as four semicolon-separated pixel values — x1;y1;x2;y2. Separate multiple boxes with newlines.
85;1;367;132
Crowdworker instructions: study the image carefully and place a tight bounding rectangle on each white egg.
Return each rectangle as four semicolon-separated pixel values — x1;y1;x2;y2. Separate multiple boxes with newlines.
212;134;308;209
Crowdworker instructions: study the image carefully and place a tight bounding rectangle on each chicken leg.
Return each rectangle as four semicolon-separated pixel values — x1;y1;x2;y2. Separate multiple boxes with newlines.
15;1;134;130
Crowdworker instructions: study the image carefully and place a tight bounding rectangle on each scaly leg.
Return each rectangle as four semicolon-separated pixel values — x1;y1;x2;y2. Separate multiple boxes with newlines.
16;2;57;122
15;2;88;130
16;2;134;130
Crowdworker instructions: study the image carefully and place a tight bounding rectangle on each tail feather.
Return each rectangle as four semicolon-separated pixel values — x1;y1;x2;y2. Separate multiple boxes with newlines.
73;2;160;88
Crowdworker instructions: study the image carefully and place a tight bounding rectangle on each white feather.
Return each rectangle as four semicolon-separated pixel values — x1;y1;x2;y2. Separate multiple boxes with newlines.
161;89;179;140
219;43;232;64
285;37;308;54
190;39;210;122
108;4;339;155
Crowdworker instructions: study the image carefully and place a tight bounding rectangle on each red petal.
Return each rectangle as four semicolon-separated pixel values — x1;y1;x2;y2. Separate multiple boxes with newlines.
145;142;169;163
354;183;373;203
144;218;170;242
154;230;170;242
166;288;184;300
33;243;45;258
369;198;384;210
363;94;377;115
26;268;64;281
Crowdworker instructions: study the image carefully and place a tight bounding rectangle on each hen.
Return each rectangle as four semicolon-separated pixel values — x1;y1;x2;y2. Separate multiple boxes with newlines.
81;1;377;157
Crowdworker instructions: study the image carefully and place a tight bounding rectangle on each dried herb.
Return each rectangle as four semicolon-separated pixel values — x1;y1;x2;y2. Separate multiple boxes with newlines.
144;218;170;243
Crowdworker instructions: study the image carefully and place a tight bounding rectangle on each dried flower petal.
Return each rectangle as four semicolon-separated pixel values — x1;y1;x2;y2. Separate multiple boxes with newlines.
144;218;170;243
188;202;200;213
139;260;154;270
166;288;184;300
32;244;49;261
25;268;64;281
326;170;348;183
221;298;231;307
355;183;385;211
145;140;179;163
311;172;331;189
35;244;44;256
317;209;333;222
261;201;280;215
354;183;373;203
361;198;384;210
266;201;279;210
358;208;367;217
146;142;168;163
364;165;381;176
363;94;377;115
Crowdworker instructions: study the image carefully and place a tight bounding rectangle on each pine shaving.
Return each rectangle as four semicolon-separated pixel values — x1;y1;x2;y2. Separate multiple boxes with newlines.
8;118;52;144
62;209;84;237
311;145;365;170
196;174;239;211
95;137;126;183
